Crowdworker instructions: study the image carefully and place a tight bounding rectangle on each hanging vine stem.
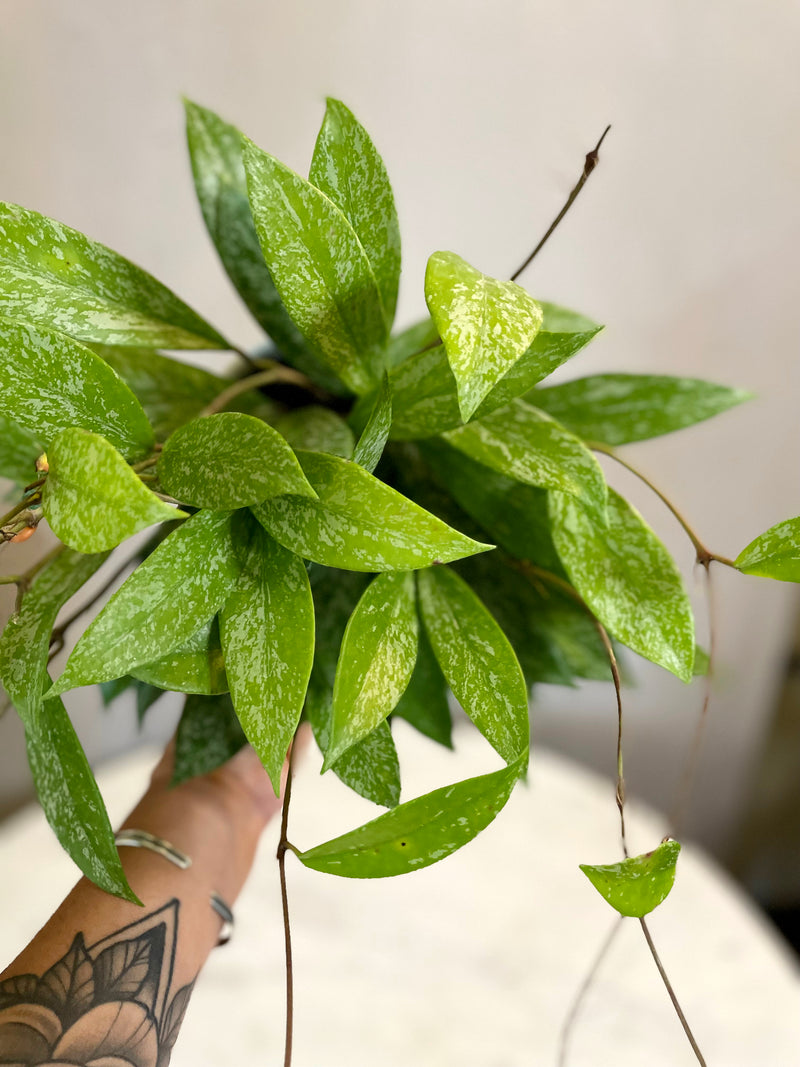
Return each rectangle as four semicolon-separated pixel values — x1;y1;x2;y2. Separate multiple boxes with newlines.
277;741;298;1067
639;917;708;1066
557;915;624;1066
200;364;315;418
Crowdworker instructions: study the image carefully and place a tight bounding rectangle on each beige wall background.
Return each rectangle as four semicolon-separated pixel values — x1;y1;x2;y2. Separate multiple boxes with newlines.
1;0;799;858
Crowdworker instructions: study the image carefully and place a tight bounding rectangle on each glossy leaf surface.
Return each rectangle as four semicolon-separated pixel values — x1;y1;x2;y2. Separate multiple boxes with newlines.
172;692;247;786
580;839;681;917
0;201;225;349
252;450;490;571
533;373;752;445
385;316;440;369
444;400;608;524
549;489;695;682
425;251;543;420
353;372;392;473
27;689;137;900
735;517;800;582
132;616;228;695
159;412;316;509
297;758;524;878
0;413;43;488
417;567;529;764
310;97;401;325
0;318;154;458
392;627;453;748
275;406;355;459
220;519;315;792
48;510;240;693
326;572;418;768
244;137;387;393
43;428;184;552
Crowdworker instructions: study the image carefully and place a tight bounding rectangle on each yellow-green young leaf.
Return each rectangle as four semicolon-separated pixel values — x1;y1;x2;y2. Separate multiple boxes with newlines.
220;518;314;792
0;201;226;349
298;757;525;878
275;406;355;459
538;301;600;333
158;412;316;509
325;572;418;769
532;373;753;446
444;399;608;526
353;372;392;473
309;97;401;326
549;488;695;682
735;517;800;582
47;510;240;694
132;617;228;695
580;840;682;918
0;412;43;488
424;251;543;421
27;686;137;901
0;317;154;459
243;137;387;394
392;627;453;749
172;693;247;786
42;428;185;552
252;451;491;572
417;567;529;765
0;548;108;729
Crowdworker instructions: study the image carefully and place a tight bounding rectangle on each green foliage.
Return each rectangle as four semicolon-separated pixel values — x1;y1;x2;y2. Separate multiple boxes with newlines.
352;372;392;472
735;516;800;582
274;407;355;459
580;839;682;917
131;616;228;695
172;692;247;785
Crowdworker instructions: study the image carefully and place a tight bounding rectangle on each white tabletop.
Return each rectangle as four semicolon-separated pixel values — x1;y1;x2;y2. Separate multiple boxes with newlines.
2;722;798;1066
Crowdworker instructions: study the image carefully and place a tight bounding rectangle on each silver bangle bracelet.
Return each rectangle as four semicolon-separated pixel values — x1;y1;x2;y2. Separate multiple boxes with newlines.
114;828;234;946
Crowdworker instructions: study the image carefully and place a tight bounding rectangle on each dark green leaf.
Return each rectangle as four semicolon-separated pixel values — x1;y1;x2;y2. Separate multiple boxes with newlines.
26;686;137;900
0;548;108;729
352;372;392;473
532;373;752;445
0;317;154;458
220;518;314;792
252;450;490;571
131;616;228;695
244;137;387;393
417;567;529;764
325;572;417;768
310;98;401;326
0;412;43;488
392;627;453;748
158;412;316;509
580;839;681;917
43;428;184;552
275;406;354;459
99;676;135;707
48;509;240;694
735;517;800;582
172;692;247;786
386;316;440;369
549;488;695;682
0;201;225;349
297;757;524;878
444;400;608;524
98;676;165;722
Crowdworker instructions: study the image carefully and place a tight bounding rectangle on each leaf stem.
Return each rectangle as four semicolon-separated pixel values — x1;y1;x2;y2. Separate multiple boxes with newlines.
557;915;624;1066
639;917;708;1065
200;365;313;418
277;740;297;1067
510;125;611;282
0;486;44;535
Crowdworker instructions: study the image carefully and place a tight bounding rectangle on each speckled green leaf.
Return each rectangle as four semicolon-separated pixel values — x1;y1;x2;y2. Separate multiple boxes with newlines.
417;567;529;764
0;201;225;349
172;692;247;786
275;406;354;459
98;675;165;724
220;518;314;792
580;839;682;917
392;627;453;748
325;572;418;769
735;517;800;582
298;756;525;878
27;685;137;901
244;137;387;394
549;488;695;682
532;373;752;446
0;548;108;729
252;450;490;572
386;316;440;369
159;412;316;509
131;616;228;695
424;251;543;421
0;317;154;458
538;301;599;334
0;413;43;488
42;428;184;552
47;509;240;694
353;372;392;472
444;399;608;524
310;97;401;326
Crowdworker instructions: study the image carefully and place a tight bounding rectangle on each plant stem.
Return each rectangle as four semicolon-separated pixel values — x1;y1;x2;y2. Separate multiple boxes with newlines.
639;917;707;1065
510;125;611;282
200;365;313;418
229;345;262;374
557;916;624;1066
277;742;297;1067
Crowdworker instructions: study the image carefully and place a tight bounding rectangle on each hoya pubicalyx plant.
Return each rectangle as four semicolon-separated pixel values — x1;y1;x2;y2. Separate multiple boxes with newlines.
1;97;798;1061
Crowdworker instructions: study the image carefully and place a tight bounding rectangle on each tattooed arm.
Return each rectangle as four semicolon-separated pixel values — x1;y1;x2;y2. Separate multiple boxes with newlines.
0;742;281;1067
